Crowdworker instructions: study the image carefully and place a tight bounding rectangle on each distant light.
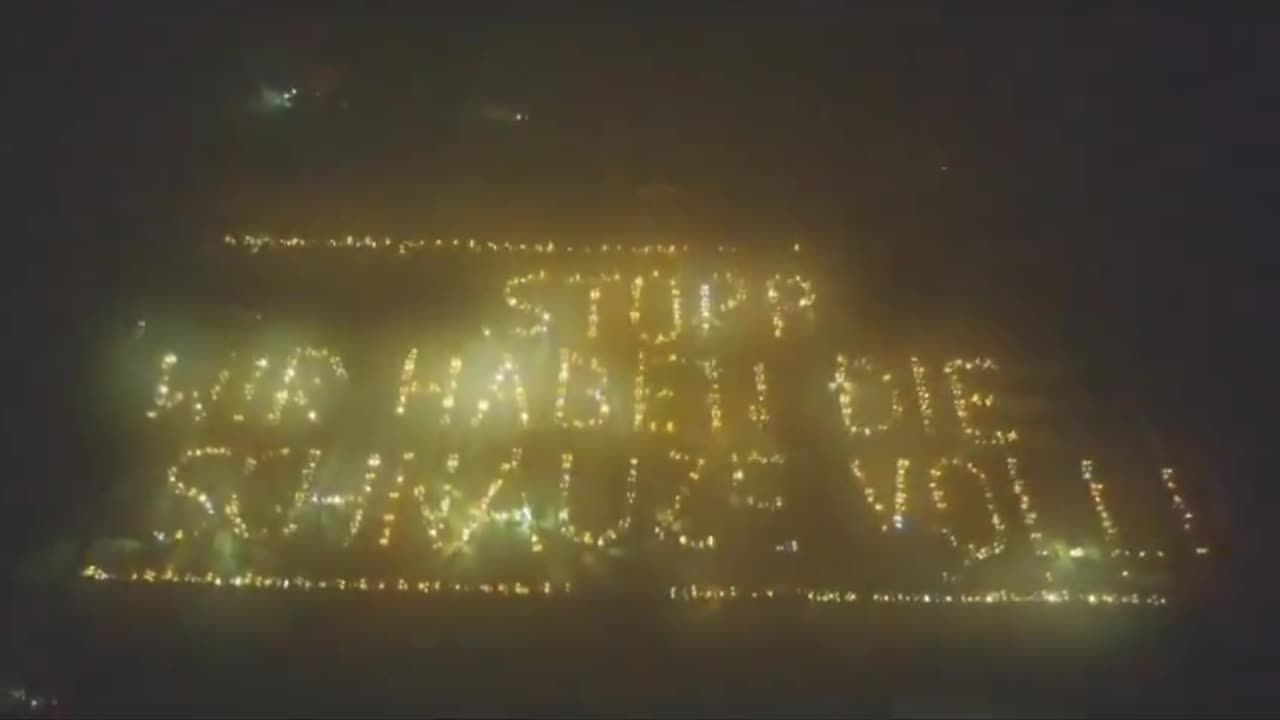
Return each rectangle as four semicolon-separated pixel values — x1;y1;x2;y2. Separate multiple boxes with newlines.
1068;546;1086;558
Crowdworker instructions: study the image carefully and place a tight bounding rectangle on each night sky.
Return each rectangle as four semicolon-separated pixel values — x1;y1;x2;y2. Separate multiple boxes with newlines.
2;3;1277;716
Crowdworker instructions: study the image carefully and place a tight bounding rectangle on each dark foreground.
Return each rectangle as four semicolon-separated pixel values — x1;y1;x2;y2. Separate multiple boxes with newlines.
2;582;1268;718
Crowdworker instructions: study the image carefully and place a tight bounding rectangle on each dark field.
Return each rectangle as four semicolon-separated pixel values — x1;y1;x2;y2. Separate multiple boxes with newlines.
3;6;1276;717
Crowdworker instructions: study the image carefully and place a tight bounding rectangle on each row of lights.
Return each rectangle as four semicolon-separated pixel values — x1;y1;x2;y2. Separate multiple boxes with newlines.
79;566;1168;606
224;235;738;256
162;442;1206;567
84;565;571;595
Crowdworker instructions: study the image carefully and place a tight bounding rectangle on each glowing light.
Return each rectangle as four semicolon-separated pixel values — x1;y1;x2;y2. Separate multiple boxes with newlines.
910;356;934;433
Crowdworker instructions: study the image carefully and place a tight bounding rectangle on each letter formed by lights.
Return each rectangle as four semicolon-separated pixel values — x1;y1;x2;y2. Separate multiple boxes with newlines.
637;348;693;435
654;450;717;551
567;271;622;342
849;458;911;532
555;349;611;429
503;271;554;337
713;271;748;325
730;450;787;513
557;453;637;548
831;355;903;437
704;359;723;434
748;362;771;429
765;273;815;339
1005;457;1045;555
943;357;1017;445
632;271;683;345
414;448;538;555
928;458;1007;563
629;275;644;326
1081;459;1118;549
1160;467;1209;555
286;451;386;547
394;350;457;424
469;353;530;430
910;356;935;434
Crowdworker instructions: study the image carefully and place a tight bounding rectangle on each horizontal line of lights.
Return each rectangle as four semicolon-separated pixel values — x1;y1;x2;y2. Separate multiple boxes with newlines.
224;235;766;256
79;567;1167;606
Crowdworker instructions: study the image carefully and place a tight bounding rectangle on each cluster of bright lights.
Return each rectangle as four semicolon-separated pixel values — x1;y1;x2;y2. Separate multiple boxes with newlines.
704;359;723;432
910;357;934;433
653;276;683;345
1006;458;1045;554
122;251;1214;609
557;453;636;547
849;458;909;531
765;274;815;339
566;272;623;340
832;355;903;437
5;686;58;713
268;347;345;424
344;453;383;545
282;449;324;536
698;283;712;333
633;349;648;432
748;362;771;429
587;286;602;339
714;271;748;315
928;458;1007;562
1160;467;1208;554
555;349;610;428
943;358;1016;445
225;235;734;256
1082;460;1118;546
629;275;644;326
441;356;462;424
148;352;183;417
395;348;420;416
654;450;715;550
